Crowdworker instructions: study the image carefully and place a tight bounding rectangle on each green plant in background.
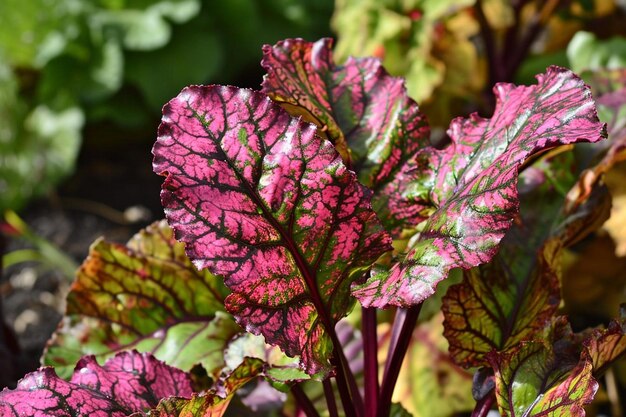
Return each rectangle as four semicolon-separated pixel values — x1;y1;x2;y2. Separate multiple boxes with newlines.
0;0;333;212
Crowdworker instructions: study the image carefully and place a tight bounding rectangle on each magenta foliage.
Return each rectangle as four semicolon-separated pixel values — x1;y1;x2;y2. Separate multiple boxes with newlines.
153;85;392;374
0;351;193;416
261;38;433;237
261;39;431;191
353;67;606;308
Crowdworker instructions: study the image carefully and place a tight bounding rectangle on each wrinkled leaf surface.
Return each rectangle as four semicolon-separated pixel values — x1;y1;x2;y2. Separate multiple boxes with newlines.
488;342;597;417
144;358;264;417
261;38;430;188
153;85;392;374
0;351;193;416
354;67;606;308
442;151;610;367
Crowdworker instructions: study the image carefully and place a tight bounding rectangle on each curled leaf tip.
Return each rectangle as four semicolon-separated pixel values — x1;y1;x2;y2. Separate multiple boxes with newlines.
353;66;606;309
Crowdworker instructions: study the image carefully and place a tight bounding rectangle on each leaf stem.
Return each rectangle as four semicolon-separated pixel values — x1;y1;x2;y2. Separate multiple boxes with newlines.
362;307;379;417
323;378;340;417
471;389;496;417
505;0;563;80
377;304;422;417
292;384;320;417
324;319;363;416
330;354;361;417
475;0;499;86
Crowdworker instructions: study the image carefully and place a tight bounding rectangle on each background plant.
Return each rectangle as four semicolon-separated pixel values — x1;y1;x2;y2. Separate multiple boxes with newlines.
1;1;626;417
0;0;333;212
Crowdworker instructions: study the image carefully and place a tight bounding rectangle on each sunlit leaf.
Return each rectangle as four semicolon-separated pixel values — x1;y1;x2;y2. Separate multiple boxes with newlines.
153;85;392;374
584;305;626;377
0;351;193;416
353;66;606;308
443;152;610;368
566;68;626;212
261;38;430;191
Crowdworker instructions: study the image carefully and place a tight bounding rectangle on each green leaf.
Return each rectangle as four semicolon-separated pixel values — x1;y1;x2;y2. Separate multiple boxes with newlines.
0;0;79;67
567;31;626;74
584;305;626;377
89;0;200;51
144;358;265;417
390;402;414;417
223;333;309;389
43;220;239;379
124;17;223;112
0;61;84;211
488;341;598;417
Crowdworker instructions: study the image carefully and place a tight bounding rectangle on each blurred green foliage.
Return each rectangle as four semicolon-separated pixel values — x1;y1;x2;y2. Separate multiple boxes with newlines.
0;0;333;212
567;30;626;73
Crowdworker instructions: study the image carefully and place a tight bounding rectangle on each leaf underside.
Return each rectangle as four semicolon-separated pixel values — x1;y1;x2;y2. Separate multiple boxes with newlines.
153;85;392;374
353;66;606;308
442;150;611;368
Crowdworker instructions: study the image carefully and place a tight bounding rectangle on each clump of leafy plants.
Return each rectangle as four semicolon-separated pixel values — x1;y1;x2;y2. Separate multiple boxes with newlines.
0;0;333;212
2;33;626;417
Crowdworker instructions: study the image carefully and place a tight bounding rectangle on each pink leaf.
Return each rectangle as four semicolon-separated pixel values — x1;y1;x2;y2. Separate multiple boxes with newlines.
0;351;193;416
261;38;431;234
353;67;606;308
153;86;392;374
261;38;430;185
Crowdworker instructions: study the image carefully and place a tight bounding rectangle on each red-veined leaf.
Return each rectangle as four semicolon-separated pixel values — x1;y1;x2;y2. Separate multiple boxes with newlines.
584;304;626;377
353;66;606;308
443;153;611;368
261;38;431;234
152;85;392;374
488;342;597;417
487;305;625;417
566;68;626;211
0;351;193;416
261;38;430;185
